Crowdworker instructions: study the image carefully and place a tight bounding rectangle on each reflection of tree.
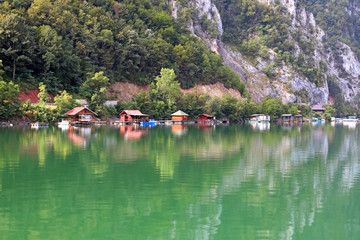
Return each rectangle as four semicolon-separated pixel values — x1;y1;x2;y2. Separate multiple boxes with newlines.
0;126;360;239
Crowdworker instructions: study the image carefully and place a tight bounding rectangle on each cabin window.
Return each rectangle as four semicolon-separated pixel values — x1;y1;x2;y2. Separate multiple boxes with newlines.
85;109;87;113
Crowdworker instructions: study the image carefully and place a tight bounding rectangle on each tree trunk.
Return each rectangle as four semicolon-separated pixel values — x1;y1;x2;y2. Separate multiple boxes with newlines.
12;58;16;81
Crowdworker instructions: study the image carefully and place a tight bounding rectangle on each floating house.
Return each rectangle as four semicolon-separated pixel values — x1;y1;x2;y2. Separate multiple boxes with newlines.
294;115;304;122
171;110;189;121
198;114;214;123
65;107;97;124
119;110;149;123
281;114;293;122
249;114;270;123
312;104;325;114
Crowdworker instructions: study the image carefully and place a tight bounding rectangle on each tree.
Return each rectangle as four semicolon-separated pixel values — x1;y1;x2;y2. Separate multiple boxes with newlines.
289;105;299;115
221;95;239;121
154;68;181;108
131;90;152;115
79;72;110;116
54;90;80;115
38;82;51;104
324;105;336;120
0;60;3;79
36;25;62;75
0;13;33;81
0;81;21;120
79;71;110;100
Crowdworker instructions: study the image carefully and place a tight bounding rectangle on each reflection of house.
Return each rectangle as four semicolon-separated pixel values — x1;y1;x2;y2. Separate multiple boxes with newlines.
312;104;325;114
281;114;293;122
120;125;148;140
171;125;188;136
294;115;304;122
172;110;188;121
119;110;149;123
198;114;214;123
65;107;97;124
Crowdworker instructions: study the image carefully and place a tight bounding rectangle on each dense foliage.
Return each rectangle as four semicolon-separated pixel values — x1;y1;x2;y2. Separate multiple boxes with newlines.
0;0;245;94
298;0;360;57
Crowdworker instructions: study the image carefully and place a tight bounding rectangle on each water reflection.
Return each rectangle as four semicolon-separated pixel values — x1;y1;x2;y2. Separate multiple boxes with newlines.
119;125;148;140
249;122;270;131
172;125;188;136
0;125;359;239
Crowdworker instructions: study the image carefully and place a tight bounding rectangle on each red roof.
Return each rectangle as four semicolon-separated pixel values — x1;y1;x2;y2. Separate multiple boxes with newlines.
312;104;325;111
199;114;213;118
119;110;149;116
65;107;97;116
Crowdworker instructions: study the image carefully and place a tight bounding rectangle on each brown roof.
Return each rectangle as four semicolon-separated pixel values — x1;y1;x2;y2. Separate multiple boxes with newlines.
199;114;213;118
312;104;325;111
119;110;149;116
65;107;97;116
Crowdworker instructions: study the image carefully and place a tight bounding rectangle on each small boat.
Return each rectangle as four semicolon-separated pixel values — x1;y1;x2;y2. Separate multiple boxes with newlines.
58;119;69;126
31;122;49;129
343;116;357;123
140;119;157;127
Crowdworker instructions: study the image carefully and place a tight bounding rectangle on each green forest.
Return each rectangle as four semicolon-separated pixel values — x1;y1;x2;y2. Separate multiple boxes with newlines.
0;0;245;93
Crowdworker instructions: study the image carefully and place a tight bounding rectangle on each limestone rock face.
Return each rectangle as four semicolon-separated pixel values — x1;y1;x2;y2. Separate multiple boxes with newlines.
171;0;360;106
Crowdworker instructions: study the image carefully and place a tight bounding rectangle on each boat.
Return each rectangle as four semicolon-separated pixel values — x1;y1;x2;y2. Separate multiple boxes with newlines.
343;116;357;123
140;119;158;127
31;122;49;129
58;119;69;126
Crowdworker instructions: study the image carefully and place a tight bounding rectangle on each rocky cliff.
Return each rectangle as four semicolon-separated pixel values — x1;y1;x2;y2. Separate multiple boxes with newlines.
170;0;360;106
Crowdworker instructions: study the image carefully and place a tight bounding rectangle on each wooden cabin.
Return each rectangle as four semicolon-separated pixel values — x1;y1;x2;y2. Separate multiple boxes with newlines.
171;110;189;121
294;115;304;122
249;114;271;122
198;114;214;123
119;110;149;123
312;104;325;114
281;114;293;122
65;107;97;124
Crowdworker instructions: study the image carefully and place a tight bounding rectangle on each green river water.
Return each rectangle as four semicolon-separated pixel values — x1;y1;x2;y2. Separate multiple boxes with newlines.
0;123;359;240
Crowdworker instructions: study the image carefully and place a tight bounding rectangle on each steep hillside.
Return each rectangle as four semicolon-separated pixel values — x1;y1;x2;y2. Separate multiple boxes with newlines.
0;0;245;95
170;0;360;111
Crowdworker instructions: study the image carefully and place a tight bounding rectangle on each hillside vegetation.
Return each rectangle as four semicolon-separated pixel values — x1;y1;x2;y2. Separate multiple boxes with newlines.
0;0;245;94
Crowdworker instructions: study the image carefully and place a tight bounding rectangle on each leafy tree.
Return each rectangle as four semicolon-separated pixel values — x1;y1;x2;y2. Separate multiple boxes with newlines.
221;94;239;121
131;90;152;115
79;71;110;116
153;68;181;109
289;105;299;115
54;90;81;115
259;96;285;119
208;96;224;119
0;80;21;120
79;71;110;100
0;13;33;81
38;82;51;103
324;105;336;120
